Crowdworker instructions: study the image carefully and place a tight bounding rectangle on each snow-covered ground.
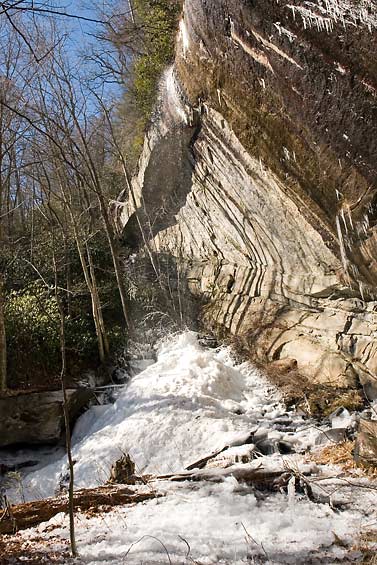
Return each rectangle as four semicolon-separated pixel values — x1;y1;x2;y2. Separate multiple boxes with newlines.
3;332;377;563
9;332;320;500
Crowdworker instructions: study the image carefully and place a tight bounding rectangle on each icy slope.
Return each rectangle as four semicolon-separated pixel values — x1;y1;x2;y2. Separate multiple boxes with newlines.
5;332;377;563
21;331;319;500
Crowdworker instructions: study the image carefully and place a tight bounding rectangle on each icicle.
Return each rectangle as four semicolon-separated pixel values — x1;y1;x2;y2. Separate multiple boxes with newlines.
359;281;365;301
229;16;235;36
340;207;348;234
286;1;377;33
259;157;264;174
346;205;354;230
179;18;190;57
274;22;297;41
217;89;222;106
166;67;188;124
350;264;359;278
336;214;350;284
288;476;296;505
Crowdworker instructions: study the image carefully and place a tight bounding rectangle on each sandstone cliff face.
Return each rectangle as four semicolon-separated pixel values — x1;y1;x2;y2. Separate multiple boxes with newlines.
117;0;377;397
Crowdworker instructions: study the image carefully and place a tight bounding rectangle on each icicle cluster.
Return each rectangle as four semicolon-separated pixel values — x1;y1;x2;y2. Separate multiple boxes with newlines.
287;1;377;32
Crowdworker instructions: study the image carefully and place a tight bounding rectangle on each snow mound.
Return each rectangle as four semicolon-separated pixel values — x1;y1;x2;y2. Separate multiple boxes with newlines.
21;331;298;499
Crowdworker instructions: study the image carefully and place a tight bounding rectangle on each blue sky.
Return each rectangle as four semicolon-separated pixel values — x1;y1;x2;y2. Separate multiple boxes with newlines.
59;2;105;50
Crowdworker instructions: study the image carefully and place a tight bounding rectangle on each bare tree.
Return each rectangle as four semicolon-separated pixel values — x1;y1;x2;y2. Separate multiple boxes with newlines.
30;51;132;330
30;146;110;364
52;231;78;558
0;22;36;390
0;273;6;391
25;199;79;557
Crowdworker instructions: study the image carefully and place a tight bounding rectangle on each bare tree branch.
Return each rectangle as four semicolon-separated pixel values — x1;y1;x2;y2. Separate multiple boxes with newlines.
0;2;118;24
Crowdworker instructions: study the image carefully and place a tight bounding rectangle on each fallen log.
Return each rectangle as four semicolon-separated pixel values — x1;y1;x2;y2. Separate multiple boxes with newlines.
155;465;323;503
0;484;161;535
157;464;292;487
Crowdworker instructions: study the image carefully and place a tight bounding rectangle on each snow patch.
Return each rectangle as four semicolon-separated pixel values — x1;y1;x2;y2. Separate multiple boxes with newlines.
5;332;377;563
25;479;372;564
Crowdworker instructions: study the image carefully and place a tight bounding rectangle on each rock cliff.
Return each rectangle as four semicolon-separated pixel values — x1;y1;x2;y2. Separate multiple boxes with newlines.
116;0;377;397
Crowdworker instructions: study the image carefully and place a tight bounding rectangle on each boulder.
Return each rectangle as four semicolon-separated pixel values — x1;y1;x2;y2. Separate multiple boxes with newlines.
354;419;377;468
0;389;93;448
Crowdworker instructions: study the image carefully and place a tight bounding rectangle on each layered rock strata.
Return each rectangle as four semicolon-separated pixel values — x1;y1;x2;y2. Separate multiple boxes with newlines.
116;0;377;395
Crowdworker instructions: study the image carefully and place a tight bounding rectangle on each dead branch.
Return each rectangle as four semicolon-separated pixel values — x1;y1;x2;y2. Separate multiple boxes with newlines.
185;448;228;471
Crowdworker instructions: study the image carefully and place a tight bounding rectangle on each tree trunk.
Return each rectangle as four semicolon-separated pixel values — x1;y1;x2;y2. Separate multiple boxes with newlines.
86;242;109;355
0;109;5;392
97;193;131;331
58;306;77;557
53;249;77;558
68;210;106;363
0;274;7;392
157;467;294;486
64;236;72;317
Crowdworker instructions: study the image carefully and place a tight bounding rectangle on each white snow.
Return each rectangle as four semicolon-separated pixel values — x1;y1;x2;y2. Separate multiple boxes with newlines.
19;331;316;500
4;332;377;563
26;477;371;564
331;407;354;429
